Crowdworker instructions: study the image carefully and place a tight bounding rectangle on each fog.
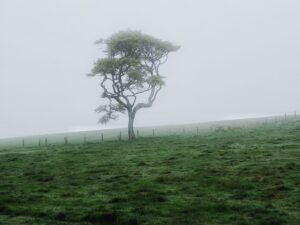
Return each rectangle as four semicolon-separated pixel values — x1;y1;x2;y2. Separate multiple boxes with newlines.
0;0;300;138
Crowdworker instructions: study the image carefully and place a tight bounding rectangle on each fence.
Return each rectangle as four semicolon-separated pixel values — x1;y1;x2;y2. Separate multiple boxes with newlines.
0;112;299;149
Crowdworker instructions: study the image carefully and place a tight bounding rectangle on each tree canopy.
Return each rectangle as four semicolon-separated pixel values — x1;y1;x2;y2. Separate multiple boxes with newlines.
89;30;179;139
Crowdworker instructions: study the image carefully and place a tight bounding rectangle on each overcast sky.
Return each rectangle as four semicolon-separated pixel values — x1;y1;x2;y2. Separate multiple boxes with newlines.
0;0;300;138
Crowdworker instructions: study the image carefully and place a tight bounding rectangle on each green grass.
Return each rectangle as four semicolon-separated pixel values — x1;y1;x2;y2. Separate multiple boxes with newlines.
0;116;287;148
0;120;300;224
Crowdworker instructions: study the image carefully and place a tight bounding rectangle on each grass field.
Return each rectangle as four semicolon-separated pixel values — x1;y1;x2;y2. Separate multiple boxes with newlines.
0;116;288;149
0;119;300;224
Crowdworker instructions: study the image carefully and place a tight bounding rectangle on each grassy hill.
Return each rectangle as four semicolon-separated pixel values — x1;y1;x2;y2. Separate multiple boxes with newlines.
0;116;288;148
0;119;300;224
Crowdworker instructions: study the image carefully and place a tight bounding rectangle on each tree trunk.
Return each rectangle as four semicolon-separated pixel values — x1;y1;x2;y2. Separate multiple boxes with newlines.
128;110;136;140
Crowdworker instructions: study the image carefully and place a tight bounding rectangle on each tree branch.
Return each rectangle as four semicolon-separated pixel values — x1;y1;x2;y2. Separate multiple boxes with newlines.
133;84;162;113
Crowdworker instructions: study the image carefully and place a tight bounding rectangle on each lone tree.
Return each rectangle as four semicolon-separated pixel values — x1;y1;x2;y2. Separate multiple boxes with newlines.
89;30;179;140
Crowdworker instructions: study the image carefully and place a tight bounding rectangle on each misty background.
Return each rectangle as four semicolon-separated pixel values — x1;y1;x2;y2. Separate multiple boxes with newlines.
0;0;299;139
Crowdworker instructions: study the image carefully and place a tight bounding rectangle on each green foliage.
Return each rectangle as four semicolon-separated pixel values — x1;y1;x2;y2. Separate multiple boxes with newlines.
1;121;300;224
95;103;126;124
91;57;139;75
89;30;179;126
101;30;180;58
146;75;165;86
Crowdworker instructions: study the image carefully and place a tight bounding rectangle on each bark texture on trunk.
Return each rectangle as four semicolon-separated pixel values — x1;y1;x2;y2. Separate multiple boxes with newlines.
128;111;136;140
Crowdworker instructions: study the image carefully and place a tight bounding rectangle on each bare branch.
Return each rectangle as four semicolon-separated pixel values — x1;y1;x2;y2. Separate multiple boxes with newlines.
133;84;162;113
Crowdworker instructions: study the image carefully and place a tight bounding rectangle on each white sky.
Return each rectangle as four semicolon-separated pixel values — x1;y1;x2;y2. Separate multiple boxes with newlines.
0;0;300;138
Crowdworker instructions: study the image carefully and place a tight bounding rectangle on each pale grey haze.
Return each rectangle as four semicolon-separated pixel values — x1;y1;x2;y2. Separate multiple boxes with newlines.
0;0;299;138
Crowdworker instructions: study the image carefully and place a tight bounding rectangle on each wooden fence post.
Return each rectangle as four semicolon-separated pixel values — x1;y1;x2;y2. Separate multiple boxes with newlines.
101;133;104;142
137;129;139;138
22;139;25;148
38;138;41;147
64;136;68;145
45;137;47;146
119;132;122;141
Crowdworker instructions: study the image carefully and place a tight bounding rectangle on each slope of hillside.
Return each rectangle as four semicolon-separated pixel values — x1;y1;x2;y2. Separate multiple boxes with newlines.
0;116;290;148
0;120;300;224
